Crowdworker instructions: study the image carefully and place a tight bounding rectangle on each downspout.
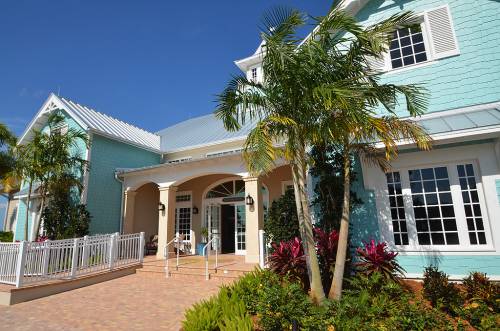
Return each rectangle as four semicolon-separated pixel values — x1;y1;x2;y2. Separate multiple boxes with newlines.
115;171;125;234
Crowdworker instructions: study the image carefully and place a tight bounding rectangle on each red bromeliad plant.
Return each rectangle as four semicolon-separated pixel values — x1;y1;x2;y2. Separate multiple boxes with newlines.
314;228;339;291
269;237;308;286
355;240;405;280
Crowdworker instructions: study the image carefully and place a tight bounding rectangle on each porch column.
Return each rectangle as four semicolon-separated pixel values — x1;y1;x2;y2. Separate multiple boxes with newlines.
243;176;263;263
157;185;177;259
122;189;137;234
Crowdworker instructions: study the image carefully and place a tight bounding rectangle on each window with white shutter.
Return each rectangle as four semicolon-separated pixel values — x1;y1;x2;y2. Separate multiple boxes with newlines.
368;4;459;73
425;5;460;59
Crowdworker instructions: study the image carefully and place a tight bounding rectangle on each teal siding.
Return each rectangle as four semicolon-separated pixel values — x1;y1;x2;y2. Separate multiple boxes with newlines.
496;179;500;204
350;159;380;248
85;134;160;235
14;110;88;241
356;0;500;116
397;255;500;277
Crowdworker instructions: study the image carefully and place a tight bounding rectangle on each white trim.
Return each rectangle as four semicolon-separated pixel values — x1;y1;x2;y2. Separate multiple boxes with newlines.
162;136;247;154
80;132;93;205
166;156;192;164
281;180;294;195
175;191;193;249
411;101;500;121
363;143;500;256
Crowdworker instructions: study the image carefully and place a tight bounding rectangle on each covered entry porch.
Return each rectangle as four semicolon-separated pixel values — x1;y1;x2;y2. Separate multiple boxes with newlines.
118;154;292;264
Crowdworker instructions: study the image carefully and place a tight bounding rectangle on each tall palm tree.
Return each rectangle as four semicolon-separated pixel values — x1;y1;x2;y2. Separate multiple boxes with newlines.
217;3;432;303
0;123;18;192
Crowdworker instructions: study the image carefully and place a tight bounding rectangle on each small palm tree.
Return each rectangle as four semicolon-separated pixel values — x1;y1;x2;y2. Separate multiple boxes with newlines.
217;3;432;303
11;113;88;241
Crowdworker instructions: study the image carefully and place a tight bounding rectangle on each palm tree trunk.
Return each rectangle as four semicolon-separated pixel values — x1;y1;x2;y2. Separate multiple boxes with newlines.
291;146;325;304
329;148;351;300
24;181;33;241
34;194;46;240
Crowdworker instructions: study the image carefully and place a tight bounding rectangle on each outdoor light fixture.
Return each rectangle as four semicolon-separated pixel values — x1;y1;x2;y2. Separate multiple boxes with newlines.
192;206;199;214
158;202;165;212
245;194;254;206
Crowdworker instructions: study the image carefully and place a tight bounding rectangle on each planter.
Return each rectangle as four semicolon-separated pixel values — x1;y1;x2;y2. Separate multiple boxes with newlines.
196;243;207;256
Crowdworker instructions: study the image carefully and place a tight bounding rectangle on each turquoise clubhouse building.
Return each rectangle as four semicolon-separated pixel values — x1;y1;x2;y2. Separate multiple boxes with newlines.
5;0;500;279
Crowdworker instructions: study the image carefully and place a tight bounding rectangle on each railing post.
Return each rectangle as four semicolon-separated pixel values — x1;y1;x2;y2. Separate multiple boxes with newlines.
109;234;117;270
81;236;89;268
139;232;145;263
205;245;209;281
176;237;180;271
15;241;27;288
70;238;80;278
259;230;265;268
41;240;51;278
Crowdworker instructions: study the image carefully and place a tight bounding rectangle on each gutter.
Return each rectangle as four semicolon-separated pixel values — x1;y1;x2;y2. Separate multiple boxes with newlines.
114;171;125;234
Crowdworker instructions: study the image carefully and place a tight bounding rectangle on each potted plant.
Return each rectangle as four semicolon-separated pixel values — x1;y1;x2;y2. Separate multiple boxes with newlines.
197;227;209;256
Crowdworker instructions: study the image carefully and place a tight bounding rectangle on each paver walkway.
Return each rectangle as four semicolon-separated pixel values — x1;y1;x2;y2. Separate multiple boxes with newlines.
0;272;224;330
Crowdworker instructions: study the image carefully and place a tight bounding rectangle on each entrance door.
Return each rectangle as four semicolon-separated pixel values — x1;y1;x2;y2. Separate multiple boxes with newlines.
207;204;221;251
221;205;235;253
235;204;246;255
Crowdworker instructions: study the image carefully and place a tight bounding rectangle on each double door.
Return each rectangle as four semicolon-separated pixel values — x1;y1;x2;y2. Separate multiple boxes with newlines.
206;204;246;255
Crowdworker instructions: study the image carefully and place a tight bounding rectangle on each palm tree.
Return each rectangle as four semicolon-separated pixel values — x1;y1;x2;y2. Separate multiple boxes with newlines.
11;113;88;241
216;3;431;303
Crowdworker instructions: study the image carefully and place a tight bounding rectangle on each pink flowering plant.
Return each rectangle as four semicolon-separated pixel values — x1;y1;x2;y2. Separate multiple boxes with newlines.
268;237;308;286
355;240;405;280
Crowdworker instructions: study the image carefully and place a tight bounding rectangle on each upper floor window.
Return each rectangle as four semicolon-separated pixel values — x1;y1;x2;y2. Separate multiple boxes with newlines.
389;25;428;69
368;5;459;73
51;123;68;136
251;68;258;82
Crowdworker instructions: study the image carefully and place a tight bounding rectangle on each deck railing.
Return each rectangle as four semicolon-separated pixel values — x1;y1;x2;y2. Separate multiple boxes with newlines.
0;232;144;288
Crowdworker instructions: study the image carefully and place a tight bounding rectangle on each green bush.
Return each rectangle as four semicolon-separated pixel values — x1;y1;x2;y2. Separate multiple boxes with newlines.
422;266;463;314
462;272;500;309
0;231;13;242
182;286;253;331
264;190;299;244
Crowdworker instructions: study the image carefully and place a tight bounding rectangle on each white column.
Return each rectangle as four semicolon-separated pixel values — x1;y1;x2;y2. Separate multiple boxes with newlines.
243;176;263;264
157;186;177;259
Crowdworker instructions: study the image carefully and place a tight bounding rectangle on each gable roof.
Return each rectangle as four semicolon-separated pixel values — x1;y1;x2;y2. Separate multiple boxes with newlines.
19;93;161;152
156;113;258;152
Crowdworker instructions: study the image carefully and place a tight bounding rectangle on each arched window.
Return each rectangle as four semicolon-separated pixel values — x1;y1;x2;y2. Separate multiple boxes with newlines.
206;180;245;199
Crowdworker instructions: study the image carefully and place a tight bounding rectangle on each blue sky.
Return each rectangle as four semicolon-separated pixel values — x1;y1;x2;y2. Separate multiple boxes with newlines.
0;1;331;229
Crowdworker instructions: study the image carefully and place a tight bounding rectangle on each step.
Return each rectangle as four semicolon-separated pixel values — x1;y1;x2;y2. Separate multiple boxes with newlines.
139;264;252;276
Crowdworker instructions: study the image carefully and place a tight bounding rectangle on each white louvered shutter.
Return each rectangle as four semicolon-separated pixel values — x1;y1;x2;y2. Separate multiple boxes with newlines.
425;5;460;59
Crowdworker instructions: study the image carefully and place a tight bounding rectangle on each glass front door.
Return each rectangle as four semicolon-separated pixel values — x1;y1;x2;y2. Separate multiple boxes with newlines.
206;204;221;251
235;204;246;255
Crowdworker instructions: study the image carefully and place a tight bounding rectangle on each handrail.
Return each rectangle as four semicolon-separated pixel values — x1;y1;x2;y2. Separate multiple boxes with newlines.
202;236;218;280
164;236;181;278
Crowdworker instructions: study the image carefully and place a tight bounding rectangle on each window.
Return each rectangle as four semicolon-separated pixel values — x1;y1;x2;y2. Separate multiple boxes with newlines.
282;181;294;195
408;167;459;245
384;162;490;250
51;124;68;135
176;194;191;202
389;25;428;69
457;164;486;245
167;157;192;164
386;172;408;245
251;68;257;81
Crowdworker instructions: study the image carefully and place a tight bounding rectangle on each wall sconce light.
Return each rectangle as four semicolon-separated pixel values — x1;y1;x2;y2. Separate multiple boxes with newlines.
158;202;165;212
192;206;199;214
245;194;254;206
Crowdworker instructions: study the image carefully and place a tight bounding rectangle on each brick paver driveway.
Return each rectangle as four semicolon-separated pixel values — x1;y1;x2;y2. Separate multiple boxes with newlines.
0;273;223;330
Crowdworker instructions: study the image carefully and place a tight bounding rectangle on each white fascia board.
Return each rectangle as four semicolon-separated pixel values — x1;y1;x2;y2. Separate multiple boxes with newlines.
18;93;89;145
234;53;264;72
407;101;500;121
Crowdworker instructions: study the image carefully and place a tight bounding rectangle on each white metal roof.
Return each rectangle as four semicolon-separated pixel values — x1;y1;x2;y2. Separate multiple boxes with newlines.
19;93;161;152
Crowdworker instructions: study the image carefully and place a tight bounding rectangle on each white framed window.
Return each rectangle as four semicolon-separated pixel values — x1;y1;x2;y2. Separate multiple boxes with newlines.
175;191;192;242
281;180;294;195
383;161;492;251
167;156;192;164
51;123;68;135
251;67;258;82
368;5;460;73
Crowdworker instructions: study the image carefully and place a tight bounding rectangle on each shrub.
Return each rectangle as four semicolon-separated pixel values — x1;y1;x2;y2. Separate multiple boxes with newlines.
182;286;253;331
462;272;500;308
0;231;13;242
422;266;463;314
328;273;454;331
354;240;405;280
264;190;300;244
268;237;307;286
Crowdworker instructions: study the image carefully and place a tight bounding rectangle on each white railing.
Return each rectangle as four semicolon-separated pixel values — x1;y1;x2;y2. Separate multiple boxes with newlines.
164;236;182;278
203;236;218;280
0;232;145;288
